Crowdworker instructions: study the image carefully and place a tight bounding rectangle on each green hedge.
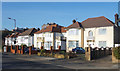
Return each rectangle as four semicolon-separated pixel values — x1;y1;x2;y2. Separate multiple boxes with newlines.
113;46;120;59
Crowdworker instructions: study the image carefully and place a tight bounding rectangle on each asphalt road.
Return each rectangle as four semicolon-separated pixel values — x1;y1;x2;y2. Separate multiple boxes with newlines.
2;52;119;70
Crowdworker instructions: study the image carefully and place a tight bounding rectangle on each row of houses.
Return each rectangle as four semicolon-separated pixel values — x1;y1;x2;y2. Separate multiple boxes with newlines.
5;14;120;52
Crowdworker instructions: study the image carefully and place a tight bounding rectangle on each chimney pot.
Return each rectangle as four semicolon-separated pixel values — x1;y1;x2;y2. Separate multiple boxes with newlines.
72;19;76;23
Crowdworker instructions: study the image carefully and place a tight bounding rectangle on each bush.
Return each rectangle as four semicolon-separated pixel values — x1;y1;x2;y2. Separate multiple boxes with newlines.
40;49;46;53
113;46;120;59
59;51;65;54
65;52;77;59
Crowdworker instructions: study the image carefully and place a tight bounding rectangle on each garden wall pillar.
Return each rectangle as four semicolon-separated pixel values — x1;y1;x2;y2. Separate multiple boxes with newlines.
41;46;43;50
11;45;13;53
50;46;53;51
29;46;32;55
85;47;92;61
16;45;18;53
58;46;61;51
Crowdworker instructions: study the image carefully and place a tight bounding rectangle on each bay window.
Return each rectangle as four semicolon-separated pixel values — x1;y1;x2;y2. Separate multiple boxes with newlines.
68;41;79;48
99;41;106;47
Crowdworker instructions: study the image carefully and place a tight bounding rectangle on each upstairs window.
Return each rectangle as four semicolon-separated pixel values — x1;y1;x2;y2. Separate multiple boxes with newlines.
88;30;93;36
68;29;79;35
99;28;106;35
45;33;51;37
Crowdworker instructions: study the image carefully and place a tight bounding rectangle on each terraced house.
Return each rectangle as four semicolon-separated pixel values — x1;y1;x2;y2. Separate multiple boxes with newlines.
34;23;66;50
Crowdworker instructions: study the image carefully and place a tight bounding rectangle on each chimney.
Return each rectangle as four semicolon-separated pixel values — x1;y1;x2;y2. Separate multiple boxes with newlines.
37;28;40;31
72;19;76;23
115;13;119;26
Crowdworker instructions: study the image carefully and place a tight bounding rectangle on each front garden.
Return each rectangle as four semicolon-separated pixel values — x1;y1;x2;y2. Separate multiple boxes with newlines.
37;49;78;59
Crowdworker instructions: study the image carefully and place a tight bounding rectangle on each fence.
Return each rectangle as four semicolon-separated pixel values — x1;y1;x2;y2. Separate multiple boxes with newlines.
85;47;112;61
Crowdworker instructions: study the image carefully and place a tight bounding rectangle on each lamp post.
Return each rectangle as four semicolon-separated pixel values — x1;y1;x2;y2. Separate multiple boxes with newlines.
8;17;17;45
8;17;16;29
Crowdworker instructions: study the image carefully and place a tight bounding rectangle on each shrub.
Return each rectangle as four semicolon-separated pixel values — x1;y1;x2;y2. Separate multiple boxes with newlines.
65;52;77;59
40;49;46;53
113;46;120;59
21;44;26;46
59;51;65;54
38;52;41;56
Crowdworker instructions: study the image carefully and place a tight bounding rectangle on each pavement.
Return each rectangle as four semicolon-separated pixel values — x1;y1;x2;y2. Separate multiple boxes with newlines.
2;52;119;69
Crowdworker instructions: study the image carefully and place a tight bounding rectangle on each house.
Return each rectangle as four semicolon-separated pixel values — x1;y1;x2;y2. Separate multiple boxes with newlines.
34;23;66;50
5;35;10;46
65;14;120;52
81;16;120;48
5;32;20;46
65;20;84;52
17;28;38;46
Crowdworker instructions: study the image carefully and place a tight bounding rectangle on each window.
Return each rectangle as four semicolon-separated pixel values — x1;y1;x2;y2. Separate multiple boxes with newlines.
25;37;28;39
99;28;106;35
76;41;79;47
21;37;24;42
44;42;52;49
45;33;51;37
68;29;79;35
99;41;106;47
68;41;79;48
88;30;93;36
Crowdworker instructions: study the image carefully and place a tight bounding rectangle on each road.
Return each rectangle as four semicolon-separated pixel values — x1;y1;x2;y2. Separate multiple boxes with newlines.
2;52;119;70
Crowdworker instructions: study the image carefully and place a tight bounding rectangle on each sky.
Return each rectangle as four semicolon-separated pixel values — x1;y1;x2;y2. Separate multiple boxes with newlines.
2;0;120;2
2;2;118;30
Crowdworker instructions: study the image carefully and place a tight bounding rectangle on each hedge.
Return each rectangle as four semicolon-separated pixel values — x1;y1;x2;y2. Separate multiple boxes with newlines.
113;46;120;59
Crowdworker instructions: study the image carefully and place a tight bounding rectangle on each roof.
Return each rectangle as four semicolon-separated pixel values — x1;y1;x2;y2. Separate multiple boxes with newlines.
61;27;67;33
6;32;20;38
12;32;20;38
66;21;83;29
81;16;114;28
18;28;38;36
35;24;66;34
6;35;10;38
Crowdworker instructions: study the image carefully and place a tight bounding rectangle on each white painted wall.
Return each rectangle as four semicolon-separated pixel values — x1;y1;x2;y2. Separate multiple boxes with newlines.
55;33;66;50
5;38;8;45
34;32;66;50
17;35;34;46
66;28;81;52
84;26;114;48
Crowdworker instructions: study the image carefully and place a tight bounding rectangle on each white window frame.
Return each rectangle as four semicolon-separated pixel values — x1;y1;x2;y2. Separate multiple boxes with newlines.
98;28;106;35
68;41;79;48
98;41;106;47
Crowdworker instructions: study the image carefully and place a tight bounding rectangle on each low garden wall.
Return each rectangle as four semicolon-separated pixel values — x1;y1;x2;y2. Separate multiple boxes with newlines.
37;49;77;59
